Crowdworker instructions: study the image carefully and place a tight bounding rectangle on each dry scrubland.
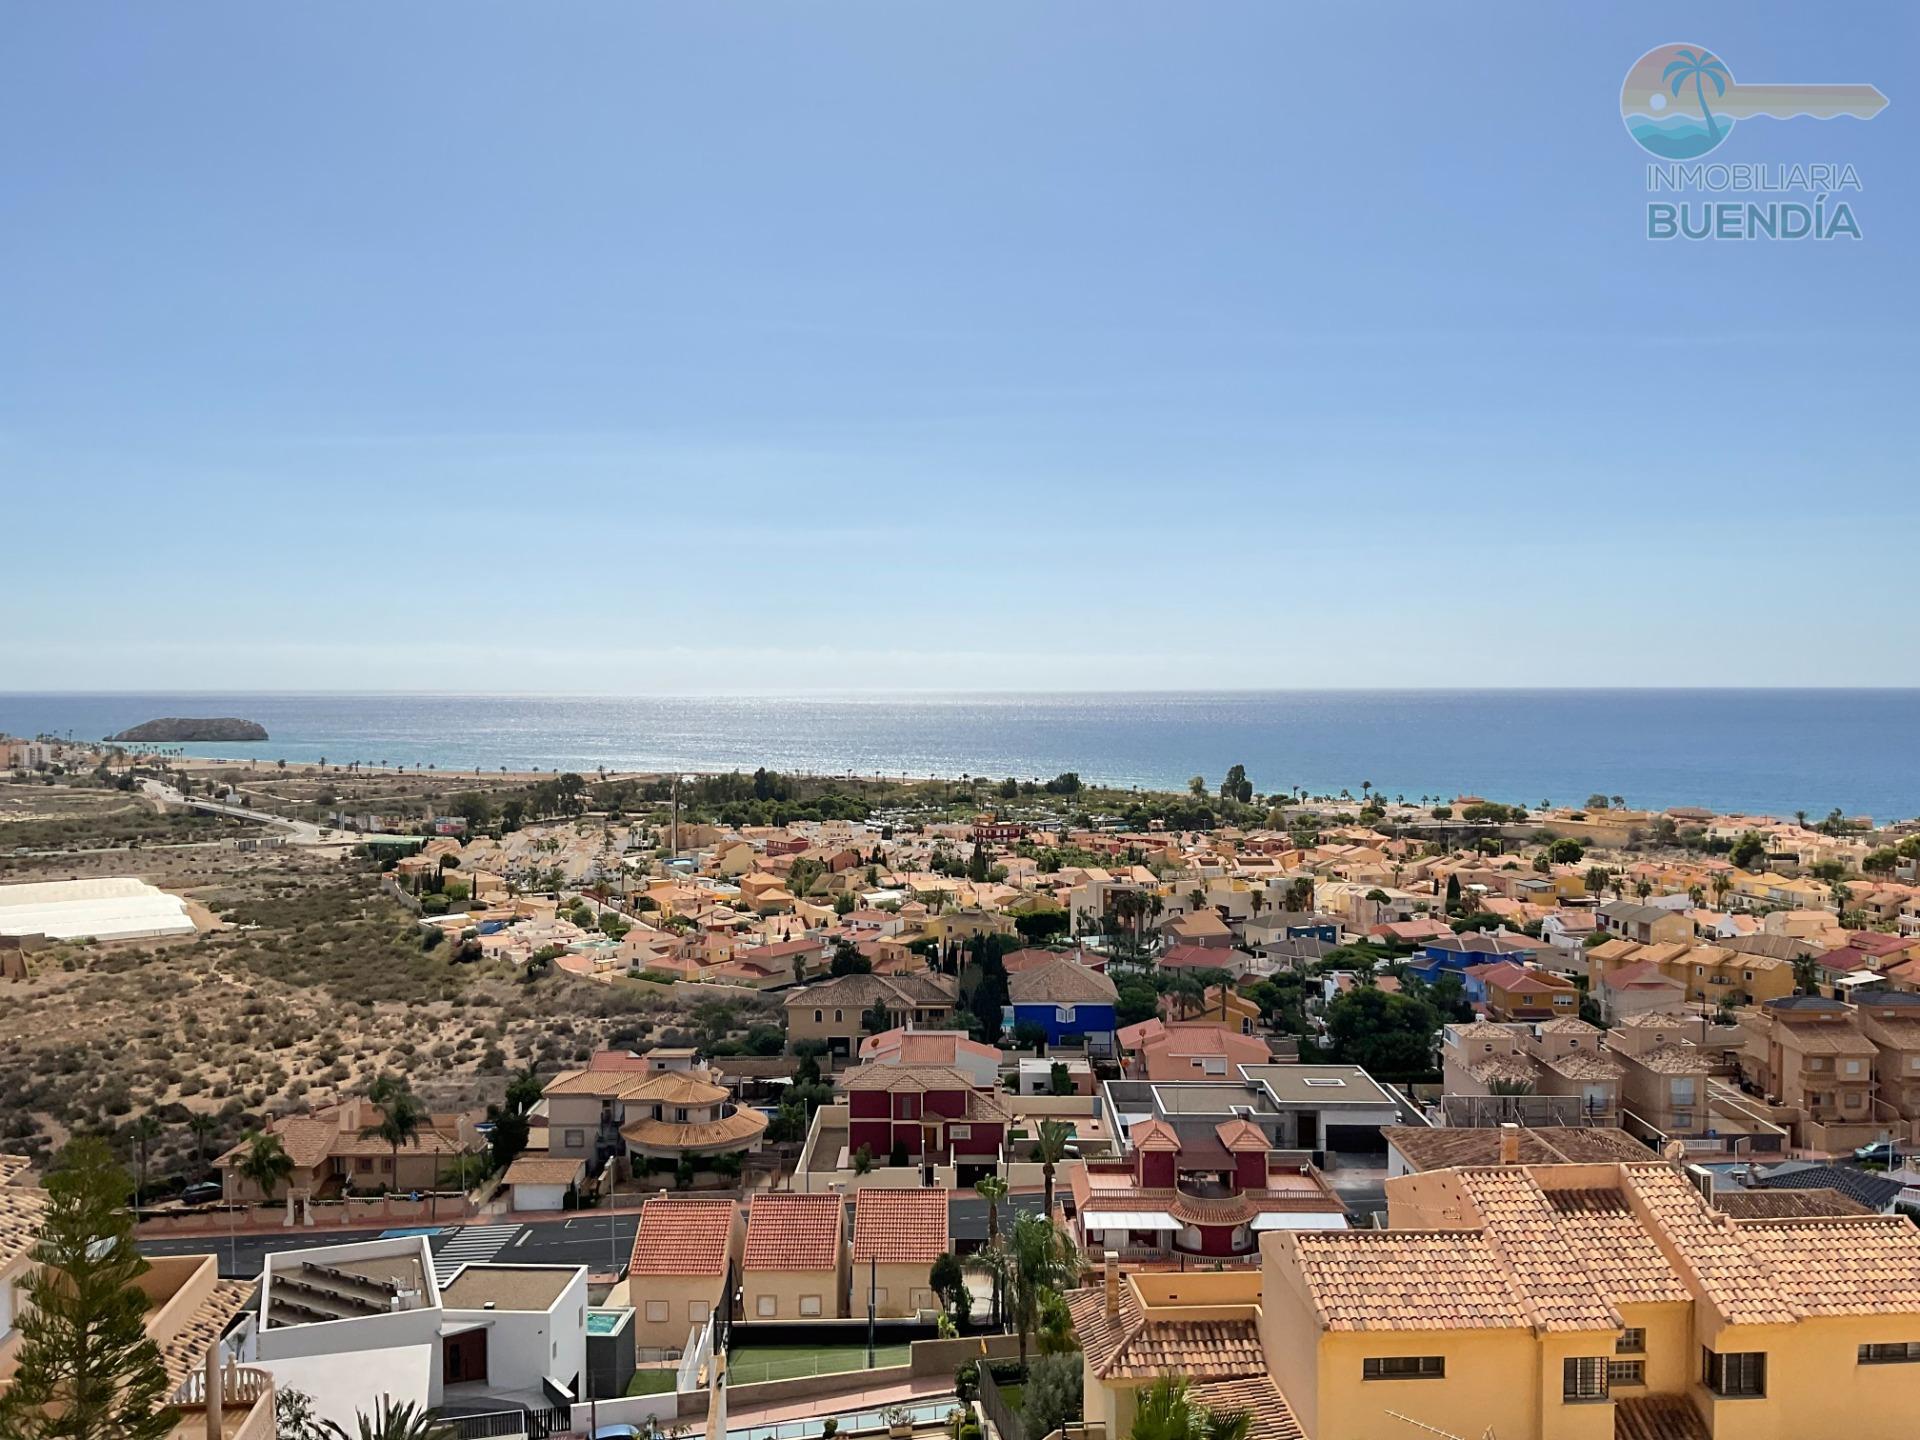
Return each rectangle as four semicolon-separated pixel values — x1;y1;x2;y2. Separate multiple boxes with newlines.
0;788;778;1188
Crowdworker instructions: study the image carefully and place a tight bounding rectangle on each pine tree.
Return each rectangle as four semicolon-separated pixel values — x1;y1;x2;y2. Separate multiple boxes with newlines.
0;1136;172;1440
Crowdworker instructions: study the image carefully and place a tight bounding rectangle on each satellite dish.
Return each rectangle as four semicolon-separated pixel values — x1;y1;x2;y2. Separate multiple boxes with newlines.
1661;1140;1687;1164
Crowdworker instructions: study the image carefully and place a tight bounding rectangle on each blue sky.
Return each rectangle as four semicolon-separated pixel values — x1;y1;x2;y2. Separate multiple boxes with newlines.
3;2;1915;692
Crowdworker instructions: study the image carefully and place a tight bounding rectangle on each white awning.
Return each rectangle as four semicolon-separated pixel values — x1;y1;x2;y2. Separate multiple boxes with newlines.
1085;1211;1181;1231
1250;1212;1350;1232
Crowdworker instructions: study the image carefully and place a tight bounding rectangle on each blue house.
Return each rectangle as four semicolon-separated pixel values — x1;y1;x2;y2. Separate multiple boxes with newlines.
1003;959;1120;1055
1410;931;1538;984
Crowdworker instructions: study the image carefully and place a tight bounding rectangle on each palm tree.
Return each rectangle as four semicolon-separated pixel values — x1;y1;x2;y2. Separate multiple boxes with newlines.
1030;1119;1073;1218
1712;873;1733;909
186;1112;220;1173
972;1174;1009;1325
1129;1376;1252;1440
362;1078;427;1195
1000;1212;1079;1367
127;1114;163;1207
237;1131;294;1203
321;1399;453;1440
1664;48;1730;145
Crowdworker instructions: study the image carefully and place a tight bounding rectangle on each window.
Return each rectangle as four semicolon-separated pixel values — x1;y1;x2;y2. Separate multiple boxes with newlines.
800;1295;822;1317
646;1301;669;1322
1671;1078;1696;1106
834;1009;844;1023
689;1301;710;1322
912;1288;934;1308
1847;1060;1865;1076
1303;1078;1347;1087
756;1294;777;1318
814;1009;823;1023
1563;1357;1609;1402
1616;1328;1646;1354
1363;1357;1445;1381
563;1129;585;1149
1859;1343;1920;1364
1704;1348;1766;1398
1607;1360;1645;1388
873;1287;889;1306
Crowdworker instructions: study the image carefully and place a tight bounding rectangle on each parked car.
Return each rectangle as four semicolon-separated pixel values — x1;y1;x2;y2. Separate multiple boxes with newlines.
179;1181;225;1207
1855;1140;1901;1166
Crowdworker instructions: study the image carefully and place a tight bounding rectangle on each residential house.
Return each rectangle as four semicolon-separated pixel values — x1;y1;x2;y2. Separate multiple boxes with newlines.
1587;939;1794;1009
1607;1013;1716;1141
1004;959;1120;1054
628;1197;742;1354
215;1098;485;1203
1162;908;1235;950
1597;900;1694;945
840;1061;1011;1182
857;1027;1001;1089
1258;1157;1920;1440
542;1053;768;1173
1117;1020;1272;1082
1381;1123;1650;1177
1596;959;1690;1022
1852;990;1920;1122
1474;961;1579;1021
1745;996;1885;1151
1160;981;1261;1035
1411;931;1541;982
742;1193;847;1320
1068;1115;1346;1263
1065;1262;1301;1440
784;972;958;1058
849;1188;949;1318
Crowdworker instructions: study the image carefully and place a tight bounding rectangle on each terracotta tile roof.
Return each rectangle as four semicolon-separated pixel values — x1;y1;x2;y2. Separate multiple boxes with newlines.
502;1156;586;1186
1128;1119;1182;1152
1454;1170;1618;1331
744;1193;844;1272
157;1278;256;1388
1536;1049;1625;1082
1622;1045;1710;1076
1008;959;1120;1006
851;1188;950;1265
1464;1052;1541;1087
1064;1285;1267;1381
631;1197;738;1277
1711;1187;1869;1220
1283;1230;1534;1331
620;1107;768;1153
1188;1376;1306;1440
1214;1119;1270;1153
1543;1188;1690;1307
1619;1163;1797;1326
0;1154;32;1186
1614;1395;1710;1440
1736;1216;1920;1316
1381;1126;1650;1172
0;1182;47;1269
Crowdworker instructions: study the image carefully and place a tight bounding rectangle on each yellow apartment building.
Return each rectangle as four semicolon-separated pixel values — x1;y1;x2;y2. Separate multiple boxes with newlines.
1070;1154;1920;1440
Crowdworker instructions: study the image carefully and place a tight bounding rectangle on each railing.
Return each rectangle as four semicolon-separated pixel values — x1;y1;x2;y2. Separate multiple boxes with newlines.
173;1366;273;1406
443;1411;531;1440
978;1365;1028;1440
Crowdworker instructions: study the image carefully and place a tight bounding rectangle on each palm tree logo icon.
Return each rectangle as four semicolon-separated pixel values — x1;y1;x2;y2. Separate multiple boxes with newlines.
1662;48;1731;149
1621;43;1738;159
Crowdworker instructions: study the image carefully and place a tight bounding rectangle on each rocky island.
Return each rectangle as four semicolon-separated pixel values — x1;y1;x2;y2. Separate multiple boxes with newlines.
108;717;269;743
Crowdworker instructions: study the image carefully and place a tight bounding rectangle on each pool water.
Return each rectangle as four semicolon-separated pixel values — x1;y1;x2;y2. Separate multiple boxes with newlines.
586;1310;628;1335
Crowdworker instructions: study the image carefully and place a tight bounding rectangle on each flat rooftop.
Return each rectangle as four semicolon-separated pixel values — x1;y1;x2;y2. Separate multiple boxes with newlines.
439;1264;577;1312
1241;1064;1404;1109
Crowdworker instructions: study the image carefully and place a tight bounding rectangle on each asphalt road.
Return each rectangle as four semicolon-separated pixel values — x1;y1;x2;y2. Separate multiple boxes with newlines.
139;1212;642;1281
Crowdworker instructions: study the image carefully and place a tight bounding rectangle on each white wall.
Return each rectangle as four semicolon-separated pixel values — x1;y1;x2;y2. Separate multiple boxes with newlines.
443;1268;589;1399
513;1182;569;1212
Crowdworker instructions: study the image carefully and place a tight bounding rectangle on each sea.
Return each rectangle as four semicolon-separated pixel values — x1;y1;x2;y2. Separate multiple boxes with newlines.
2;690;1916;823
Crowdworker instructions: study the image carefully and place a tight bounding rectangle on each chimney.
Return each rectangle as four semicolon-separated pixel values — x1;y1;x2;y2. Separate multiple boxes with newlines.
1104;1250;1121;1318
1498;1122;1520;1166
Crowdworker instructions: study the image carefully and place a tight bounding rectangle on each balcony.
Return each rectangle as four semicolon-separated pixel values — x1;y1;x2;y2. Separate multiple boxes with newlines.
169;1366;275;1440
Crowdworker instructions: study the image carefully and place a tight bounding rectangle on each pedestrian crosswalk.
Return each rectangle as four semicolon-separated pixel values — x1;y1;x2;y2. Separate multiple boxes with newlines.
432;1223;522;1285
